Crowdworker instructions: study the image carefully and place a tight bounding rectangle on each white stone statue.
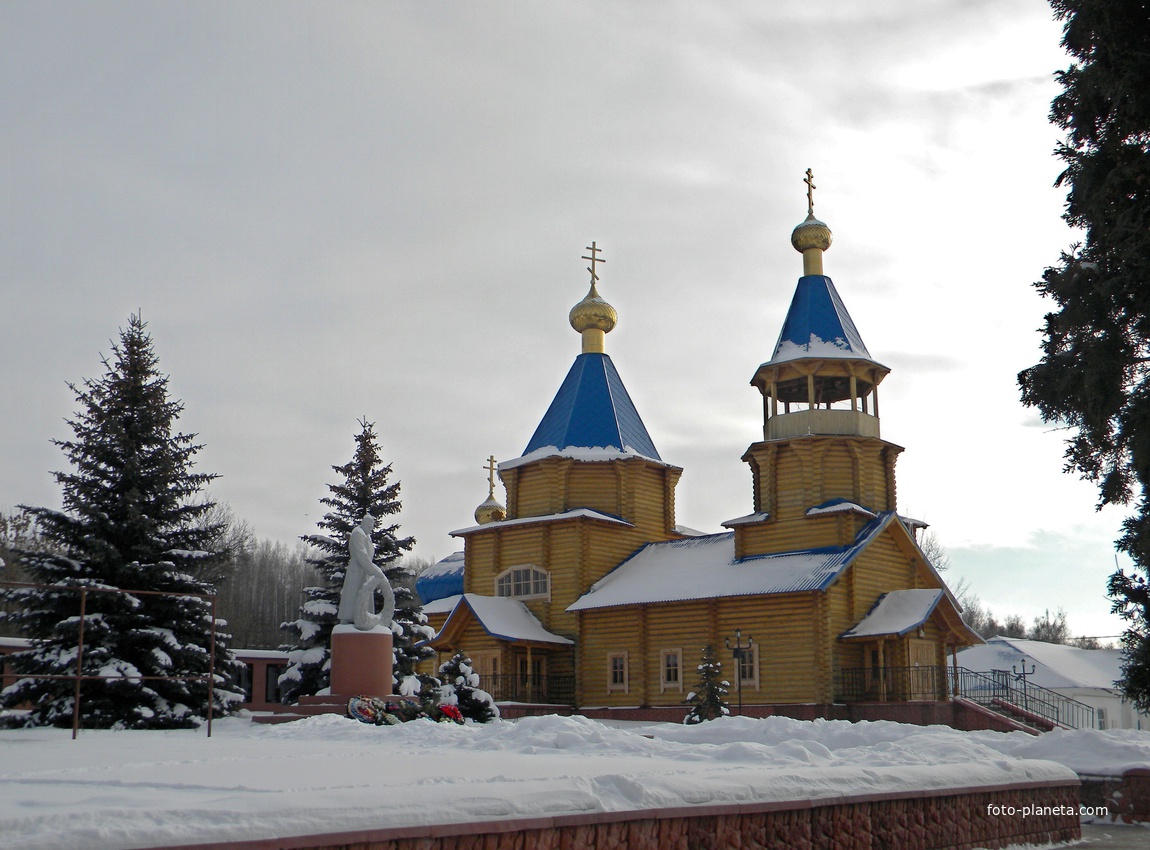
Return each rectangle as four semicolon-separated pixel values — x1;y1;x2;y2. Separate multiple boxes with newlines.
338;513;395;631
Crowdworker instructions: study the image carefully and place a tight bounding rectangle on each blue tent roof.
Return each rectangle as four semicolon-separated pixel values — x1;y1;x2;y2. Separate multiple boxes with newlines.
769;275;873;364
416;551;465;604
523;352;660;460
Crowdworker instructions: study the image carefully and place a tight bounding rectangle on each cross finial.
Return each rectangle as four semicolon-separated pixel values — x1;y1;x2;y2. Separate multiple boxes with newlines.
483;455;499;497
804;168;816;216
581;241;605;284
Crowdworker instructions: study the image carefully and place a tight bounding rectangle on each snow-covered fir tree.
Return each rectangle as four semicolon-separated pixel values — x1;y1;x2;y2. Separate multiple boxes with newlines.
437;650;498;722
0;314;241;729
279;419;433;701
683;644;730;724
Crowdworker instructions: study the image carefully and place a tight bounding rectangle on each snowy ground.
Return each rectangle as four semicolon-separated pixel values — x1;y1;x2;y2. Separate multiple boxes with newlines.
1;713;1147;850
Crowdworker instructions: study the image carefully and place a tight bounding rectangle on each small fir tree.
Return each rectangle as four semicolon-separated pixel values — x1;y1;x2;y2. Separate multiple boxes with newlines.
0;315;241;729
437;651;498;722
279;419;433;701
684;644;730;725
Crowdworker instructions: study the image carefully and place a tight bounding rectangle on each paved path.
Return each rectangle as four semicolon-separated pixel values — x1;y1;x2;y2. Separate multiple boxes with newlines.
1070;822;1150;848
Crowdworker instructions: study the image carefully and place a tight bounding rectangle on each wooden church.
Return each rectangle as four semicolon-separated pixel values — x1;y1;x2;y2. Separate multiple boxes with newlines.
418;179;981;713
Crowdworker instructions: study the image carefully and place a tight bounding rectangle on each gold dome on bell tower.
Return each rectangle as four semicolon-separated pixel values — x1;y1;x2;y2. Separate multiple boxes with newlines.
790;168;833;276
568;241;617;354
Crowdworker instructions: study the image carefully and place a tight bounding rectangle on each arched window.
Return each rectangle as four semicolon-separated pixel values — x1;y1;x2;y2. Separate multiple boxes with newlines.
494;564;550;600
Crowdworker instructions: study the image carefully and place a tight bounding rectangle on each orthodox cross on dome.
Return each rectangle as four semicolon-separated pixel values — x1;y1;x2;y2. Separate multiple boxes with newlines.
483;454;499;497
804;168;816;217
582;241;606;284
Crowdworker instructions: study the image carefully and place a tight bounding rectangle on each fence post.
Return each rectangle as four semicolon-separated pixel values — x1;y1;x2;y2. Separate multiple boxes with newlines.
71;587;87;740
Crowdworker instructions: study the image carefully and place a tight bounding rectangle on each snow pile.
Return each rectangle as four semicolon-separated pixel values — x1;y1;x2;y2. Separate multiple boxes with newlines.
0;713;1134;850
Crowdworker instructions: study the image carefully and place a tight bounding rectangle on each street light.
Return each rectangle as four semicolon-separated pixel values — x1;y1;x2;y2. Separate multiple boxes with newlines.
725;628;754;716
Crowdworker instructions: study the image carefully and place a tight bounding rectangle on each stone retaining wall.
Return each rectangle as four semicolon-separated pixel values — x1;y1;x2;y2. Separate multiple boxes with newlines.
164;778;1080;850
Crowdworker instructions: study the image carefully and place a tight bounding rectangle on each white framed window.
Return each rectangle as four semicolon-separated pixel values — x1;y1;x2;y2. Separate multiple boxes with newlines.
494;564;550;601
660;648;683;693
736;644;759;690
1097;707;1107;731
607;652;629;693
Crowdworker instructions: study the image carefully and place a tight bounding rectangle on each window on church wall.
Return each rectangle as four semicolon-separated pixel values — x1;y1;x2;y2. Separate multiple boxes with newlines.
736;645;759;690
607;652;628;693
660;648;682;693
494;564;550;601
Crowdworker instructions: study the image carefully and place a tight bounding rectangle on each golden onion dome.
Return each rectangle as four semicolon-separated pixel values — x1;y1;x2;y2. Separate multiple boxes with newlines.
474;495;507;525
791;212;833;254
569;281;618;335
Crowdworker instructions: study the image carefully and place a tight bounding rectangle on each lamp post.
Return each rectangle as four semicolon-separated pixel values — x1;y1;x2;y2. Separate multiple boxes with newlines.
725;628;754;716
1013;656;1035;717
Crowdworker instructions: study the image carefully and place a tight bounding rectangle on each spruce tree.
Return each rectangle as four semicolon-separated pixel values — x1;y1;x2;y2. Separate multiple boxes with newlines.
1017;0;1150;708
0;314;241;729
684;644;730;724
279;419;432;701
437;650;498;722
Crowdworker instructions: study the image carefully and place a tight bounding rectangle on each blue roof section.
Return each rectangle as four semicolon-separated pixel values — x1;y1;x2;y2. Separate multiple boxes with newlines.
769;275;873;364
523;352;661;460
416;551;465;604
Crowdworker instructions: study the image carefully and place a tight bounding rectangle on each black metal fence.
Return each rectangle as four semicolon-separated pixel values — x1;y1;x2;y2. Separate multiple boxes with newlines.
481;674;576;706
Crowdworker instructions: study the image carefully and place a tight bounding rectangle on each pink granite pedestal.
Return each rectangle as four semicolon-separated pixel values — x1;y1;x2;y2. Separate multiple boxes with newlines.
330;624;394;699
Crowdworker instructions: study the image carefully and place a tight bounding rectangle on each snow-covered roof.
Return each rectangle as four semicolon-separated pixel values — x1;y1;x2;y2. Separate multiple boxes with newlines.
807;499;877;519
416;550;465;604
721;512;770;528
567;513;898;612
840;589;945;639
761;275;884;368
499;444;672;472
521;352;661;460
957;637;1122;692
450;508;634;537
233;649;290;660
673;524;709;537
432;593;574;646
421;593;462;616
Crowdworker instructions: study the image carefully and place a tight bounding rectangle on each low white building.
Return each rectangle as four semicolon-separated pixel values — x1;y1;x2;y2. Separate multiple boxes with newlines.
957;636;1149;731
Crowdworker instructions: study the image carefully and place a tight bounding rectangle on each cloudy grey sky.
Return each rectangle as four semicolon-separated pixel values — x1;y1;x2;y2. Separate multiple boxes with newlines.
1;1;1126;636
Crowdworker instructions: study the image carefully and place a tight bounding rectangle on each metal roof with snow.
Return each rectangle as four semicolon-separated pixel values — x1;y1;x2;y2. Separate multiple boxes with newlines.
839;589;945;639
522;352;660;460
567;512;899;611
765;275;877;366
429;593;574;646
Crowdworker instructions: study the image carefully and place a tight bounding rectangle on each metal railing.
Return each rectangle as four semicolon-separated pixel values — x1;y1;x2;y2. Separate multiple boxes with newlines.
481;674;576;706
836;664;1096;730
0;581;218;738
950;666;1095;731
837;665;949;703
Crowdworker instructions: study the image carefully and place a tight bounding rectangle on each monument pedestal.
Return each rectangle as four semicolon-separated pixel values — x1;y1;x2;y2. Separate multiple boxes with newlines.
330;624;394;699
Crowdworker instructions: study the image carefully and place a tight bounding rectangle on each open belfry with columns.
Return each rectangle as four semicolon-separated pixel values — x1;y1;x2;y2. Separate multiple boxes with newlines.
418;173;981;716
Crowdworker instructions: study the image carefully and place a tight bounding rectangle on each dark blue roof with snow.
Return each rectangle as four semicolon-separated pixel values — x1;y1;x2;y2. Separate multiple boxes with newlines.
769;275;873;364
523;352;661;460
416;551;465;604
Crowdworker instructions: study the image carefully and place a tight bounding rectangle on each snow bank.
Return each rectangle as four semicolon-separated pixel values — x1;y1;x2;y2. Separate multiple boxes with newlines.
0;713;1123;850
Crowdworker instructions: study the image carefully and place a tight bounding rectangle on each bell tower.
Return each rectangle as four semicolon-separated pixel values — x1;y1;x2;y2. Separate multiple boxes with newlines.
729;172;904;558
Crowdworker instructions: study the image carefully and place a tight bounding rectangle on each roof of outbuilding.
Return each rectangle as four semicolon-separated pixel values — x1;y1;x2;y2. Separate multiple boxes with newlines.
430;593;574;646
522;352;660;460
